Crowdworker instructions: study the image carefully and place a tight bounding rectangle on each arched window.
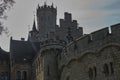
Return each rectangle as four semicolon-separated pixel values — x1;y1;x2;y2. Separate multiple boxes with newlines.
4;72;9;80
110;62;114;74
38;58;41;72
0;72;4;80
88;68;93;79
103;64;109;76
94;66;97;77
66;76;70;80
0;72;8;80
22;71;27;80
16;71;21;80
47;66;50;76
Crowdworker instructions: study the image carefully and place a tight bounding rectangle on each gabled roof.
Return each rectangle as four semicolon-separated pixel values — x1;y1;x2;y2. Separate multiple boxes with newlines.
10;39;40;63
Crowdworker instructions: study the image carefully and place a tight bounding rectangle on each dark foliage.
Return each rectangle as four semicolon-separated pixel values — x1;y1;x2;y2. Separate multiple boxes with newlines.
0;0;15;35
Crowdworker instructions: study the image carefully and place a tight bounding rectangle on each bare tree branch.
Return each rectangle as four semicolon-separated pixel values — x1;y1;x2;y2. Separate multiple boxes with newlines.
0;0;15;35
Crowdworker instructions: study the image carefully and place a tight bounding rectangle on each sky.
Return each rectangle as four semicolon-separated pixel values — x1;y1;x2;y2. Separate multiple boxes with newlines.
0;0;120;51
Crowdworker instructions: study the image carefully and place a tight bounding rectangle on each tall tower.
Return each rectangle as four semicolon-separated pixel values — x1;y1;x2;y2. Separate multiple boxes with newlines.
36;3;57;41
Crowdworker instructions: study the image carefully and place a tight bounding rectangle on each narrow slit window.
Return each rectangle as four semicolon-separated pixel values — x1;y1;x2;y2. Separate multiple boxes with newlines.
47;66;50;76
94;66;97;77
22;71;27;80
103;64;109;76
88;68;93;79
110;62;114;74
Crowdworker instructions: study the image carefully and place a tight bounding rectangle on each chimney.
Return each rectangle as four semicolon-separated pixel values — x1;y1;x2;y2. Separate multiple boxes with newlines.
21;38;25;41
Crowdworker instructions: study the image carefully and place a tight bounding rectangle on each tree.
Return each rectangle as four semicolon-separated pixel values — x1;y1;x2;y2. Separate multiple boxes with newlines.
0;0;15;35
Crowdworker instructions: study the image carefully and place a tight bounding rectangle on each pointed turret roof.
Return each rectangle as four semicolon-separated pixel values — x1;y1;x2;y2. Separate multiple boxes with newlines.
32;17;37;31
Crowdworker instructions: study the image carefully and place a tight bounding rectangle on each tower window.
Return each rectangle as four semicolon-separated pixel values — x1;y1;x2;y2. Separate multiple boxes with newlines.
48;16;50;21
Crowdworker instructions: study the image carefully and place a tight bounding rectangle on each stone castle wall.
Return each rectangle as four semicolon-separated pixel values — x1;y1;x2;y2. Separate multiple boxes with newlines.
58;23;120;80
5;3;120;80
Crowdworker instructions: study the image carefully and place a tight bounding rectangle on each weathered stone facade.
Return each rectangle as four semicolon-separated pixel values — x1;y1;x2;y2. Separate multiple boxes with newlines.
0;48;10;80
0;3;120;80
59;23;120;80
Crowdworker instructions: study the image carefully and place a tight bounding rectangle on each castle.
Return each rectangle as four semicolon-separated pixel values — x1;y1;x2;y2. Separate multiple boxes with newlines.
0;3;120;80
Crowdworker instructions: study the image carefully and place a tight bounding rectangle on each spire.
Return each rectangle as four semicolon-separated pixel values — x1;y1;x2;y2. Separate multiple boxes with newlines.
44;2;47;7
44;2;46;5
32;16;37;31
52;2;53;7
37;4;40;9
38;4;40;8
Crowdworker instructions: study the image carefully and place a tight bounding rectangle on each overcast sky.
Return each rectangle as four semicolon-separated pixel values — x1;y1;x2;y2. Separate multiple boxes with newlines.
0;0;120;51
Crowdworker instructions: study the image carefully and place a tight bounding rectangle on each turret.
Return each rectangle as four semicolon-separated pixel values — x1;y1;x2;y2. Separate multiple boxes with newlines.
37;39;65;80
28;18;39;42
32;19;37;32
36;3;57;41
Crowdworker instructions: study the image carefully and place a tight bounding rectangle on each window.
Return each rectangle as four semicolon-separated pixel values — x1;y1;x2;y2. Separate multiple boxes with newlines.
22;71;27;80
0;72;9;80
94;66;97;77
88;68;93;79
103;64;109;76
88;66;97;80
110;62;114;74
0;72;4;80
4;72;9;80
48;16;50;21
38;58;41;72
66;76;69;80
47;66;50;76
16;71;21;80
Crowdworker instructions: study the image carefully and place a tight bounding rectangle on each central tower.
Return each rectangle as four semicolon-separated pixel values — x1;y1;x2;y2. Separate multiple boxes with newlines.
37;3;57;41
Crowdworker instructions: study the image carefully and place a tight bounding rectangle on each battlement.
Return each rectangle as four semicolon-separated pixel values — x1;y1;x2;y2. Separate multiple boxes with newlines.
37;3;57;13
64;12;72;22
111;23;120;35
59;12;78;28
36;3;57;41
58;23;120;69
91;27;109;41
56;12;83;42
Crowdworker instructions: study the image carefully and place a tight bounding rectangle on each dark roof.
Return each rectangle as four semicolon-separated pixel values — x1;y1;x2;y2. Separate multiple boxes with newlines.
10;39;40;63
0;47;9;60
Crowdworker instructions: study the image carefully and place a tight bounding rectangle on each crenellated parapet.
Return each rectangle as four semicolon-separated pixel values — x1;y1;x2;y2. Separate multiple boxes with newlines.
59;12;80;29
58;23;120;70
37;4;57;14
56;12;83;43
